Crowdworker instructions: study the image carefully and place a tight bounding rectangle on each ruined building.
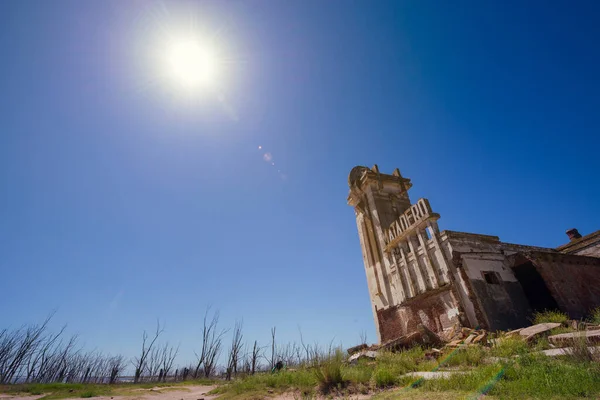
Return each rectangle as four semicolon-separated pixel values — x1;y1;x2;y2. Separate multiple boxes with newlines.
347;165;600;344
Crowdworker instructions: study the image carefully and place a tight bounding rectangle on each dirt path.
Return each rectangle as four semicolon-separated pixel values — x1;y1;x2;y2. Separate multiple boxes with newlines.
0;386;373;400
96;386;218;400
0;386;218;400
0;395;45;400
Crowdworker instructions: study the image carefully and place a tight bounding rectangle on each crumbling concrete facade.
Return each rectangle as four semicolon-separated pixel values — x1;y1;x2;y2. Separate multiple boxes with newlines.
348;165;600;344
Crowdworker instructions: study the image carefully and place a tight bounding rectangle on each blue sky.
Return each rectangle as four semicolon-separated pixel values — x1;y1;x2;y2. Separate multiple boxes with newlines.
1;0;599;368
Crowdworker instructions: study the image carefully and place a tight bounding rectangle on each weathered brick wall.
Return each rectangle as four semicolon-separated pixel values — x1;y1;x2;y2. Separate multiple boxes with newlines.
529;252;600;320
376;288;461;342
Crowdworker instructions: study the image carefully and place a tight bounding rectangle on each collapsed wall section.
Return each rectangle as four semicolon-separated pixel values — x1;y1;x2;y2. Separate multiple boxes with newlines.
376;288;461;342
456;252;532;331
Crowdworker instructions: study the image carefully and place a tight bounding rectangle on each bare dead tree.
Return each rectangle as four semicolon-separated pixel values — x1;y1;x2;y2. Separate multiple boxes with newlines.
24;325;66;383
250;340;261;375
225;321;243;380
108;355;125;384
132;321;163;383
278;342;299;368
298;327;312;367
159;342;179;382
359;330;368;345
54;334;79;383
0;315;55;384
270;326;277;370
0;314;129;385
146;346;162;380
194;307;226;378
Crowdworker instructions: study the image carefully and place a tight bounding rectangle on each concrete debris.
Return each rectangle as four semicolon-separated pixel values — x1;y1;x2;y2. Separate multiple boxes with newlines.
518;322;562;341
505;328;523;337
440;320;600;351
463;334;477;345
347;343;368;355
376;324;445;352
473;332;487;344
418;324;445;347
566;320;580;330
461;327;473;336
444;327;488;348
348;350;378;364
538;346;600;357
483;356;511;364
380;331;423;351
424;348;443;360
356;319;600;356
401;371;466;379
548;330;600;345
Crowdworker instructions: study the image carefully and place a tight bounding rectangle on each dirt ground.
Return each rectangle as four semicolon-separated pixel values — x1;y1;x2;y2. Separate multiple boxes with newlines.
0;385;378;400
3;385;478;400
0;394;45;400
0;386;218;400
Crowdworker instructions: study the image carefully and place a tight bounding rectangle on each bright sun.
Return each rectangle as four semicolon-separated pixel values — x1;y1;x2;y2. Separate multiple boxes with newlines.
166;38;218;90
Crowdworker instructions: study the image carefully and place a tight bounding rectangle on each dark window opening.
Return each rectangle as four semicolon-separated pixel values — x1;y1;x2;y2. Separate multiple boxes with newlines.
483;271;501;285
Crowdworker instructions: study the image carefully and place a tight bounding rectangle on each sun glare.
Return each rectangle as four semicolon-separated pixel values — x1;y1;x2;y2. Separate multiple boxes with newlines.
166;37;218;90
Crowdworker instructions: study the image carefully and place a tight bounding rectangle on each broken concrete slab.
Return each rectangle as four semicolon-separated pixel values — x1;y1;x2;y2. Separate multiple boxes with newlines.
348;350;378;364
463;334;477;345
519;323;561;341
461;327;473;336
538;346;600;357
566;320;579;330
473;332;487;344
549;330;600;345
347;344;368;355
586;324;600;331
446;339;463;347
401;371;466;380
505;328;523;337
380;331;422;351
483;356;511;364
418;324;445;347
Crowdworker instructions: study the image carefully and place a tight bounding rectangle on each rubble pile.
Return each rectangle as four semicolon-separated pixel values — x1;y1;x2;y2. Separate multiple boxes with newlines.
346;319;600;361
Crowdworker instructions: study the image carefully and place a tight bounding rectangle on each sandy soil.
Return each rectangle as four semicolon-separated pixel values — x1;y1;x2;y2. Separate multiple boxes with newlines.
95;386;218;400
0;395;45;400
0;386;218;400
0;386;373;400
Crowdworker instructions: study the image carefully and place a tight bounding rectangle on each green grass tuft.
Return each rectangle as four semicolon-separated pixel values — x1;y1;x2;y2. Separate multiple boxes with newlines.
312;349;346;393
439;346;486;368
589;307;600;325
372;367;398;388
532;310;569;325
210;369;317;399
489;335;529;358
494;354;600;399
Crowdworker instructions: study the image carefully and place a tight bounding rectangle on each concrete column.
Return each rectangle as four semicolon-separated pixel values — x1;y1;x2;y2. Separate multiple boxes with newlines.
417;229;441;288
399;246;416;298
407;234;430;292
389;250;406;303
